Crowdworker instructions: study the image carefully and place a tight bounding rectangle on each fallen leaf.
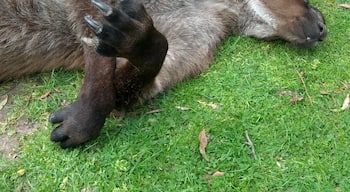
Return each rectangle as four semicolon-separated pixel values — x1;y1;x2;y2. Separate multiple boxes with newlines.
290;95;304;104
60;100;70;107
331;94;350;112
339;4;350;9
146;109;162;114
347;83;350;90
199;128;209;161
276;90;295;96
17;169;25;176
0;95;8;110
198;100;219;110
176;106;191;111
204;171;224;180
276;161;282;168
341;94;350;110
39;91;51;100
212;171;224;177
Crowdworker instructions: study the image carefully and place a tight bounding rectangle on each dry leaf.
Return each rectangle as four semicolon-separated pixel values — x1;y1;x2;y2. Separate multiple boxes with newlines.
146;109;162;114
199;128;209;161
276;161;282;168
60;100;70;107
347;83;350;90
0;95;9;110
339;4;350;9
290;95;304;104
277;90;306;104
176;106;191;111
341;94;350;110
212;171;224;177
331;94;350;112
39;91;51;100
17;169;25;176
276;90;295;96
204;171;224;180
198;100;219;110
320;90;329;95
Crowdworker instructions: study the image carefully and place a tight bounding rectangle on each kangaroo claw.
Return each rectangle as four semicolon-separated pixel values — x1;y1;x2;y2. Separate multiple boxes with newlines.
91;0;113;16
84;16;103;34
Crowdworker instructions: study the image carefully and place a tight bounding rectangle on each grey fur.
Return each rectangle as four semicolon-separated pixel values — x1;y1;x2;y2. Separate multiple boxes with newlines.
0;0;326;101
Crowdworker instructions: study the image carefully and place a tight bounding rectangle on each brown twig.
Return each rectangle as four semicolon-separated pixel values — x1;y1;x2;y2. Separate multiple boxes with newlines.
296;70;313;105
244;131;257;160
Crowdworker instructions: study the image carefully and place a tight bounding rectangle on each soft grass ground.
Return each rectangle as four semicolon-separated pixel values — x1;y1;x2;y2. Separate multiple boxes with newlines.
1;1;350;191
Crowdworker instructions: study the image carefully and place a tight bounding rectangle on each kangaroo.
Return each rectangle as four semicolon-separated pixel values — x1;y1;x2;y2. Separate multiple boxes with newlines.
0;0;327;148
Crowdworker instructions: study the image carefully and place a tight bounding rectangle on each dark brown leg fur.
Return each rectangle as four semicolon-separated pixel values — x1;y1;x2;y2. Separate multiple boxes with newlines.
89;0;168;107
50;48;116;148
49;0;168;148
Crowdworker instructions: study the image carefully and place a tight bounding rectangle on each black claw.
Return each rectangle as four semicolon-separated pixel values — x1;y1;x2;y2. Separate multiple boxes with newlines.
50;125;69;142
91;0;113;16
49;107;71;124
48;113;58;123
84;16;103;34
49;113;64;124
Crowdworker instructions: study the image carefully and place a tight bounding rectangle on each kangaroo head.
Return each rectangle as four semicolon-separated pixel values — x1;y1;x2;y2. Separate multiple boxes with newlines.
245;0;327;48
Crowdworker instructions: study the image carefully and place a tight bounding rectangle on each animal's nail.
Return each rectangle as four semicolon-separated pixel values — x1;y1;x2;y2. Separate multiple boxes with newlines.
84;16;103;34
91;0;113;16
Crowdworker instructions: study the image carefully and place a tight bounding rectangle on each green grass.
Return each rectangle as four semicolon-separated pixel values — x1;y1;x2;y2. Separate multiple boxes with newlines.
1;1;350;191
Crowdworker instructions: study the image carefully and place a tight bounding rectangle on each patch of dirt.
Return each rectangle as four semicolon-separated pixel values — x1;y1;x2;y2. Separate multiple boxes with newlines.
0;95;10;122
15;119;40;135
0;119;40;159
0;134;18;159
0;82;41;160
0;83;22;121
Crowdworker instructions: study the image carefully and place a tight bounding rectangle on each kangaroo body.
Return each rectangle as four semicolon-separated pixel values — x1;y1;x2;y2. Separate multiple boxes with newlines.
0;0;327;148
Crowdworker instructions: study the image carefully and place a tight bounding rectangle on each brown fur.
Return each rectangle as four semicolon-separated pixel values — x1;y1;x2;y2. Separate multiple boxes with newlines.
0;0;327;148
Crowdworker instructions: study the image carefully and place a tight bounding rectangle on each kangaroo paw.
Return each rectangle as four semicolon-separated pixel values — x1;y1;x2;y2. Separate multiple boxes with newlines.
84;0;156;58
49;101;107;148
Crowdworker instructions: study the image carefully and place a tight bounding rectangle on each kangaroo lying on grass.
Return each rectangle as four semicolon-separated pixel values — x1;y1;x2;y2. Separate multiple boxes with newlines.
0;0;327;148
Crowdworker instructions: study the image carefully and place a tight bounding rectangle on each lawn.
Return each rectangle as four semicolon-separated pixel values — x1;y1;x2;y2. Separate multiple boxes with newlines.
1;1;350;191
